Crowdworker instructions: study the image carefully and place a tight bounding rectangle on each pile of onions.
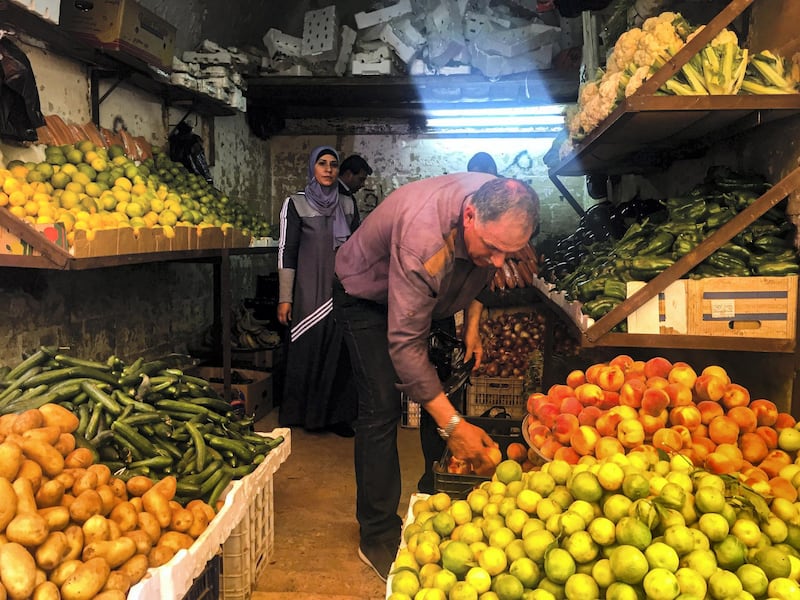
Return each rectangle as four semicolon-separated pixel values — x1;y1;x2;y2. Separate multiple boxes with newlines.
475;312;546;378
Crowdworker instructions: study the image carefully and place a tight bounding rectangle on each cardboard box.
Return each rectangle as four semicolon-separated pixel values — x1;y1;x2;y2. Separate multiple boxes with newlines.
687;276;798;340
71;228;119;258
196;226;224;250
1;222;68;256
59;0;176;71
232;346;283;370
191;367;273;422
626;280;689;335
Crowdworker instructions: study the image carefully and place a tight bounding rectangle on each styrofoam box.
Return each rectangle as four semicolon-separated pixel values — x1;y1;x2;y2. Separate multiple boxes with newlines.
127;428;291;600
9;0;60;24
302;5;339;60
626;280;689;335
354;0;412;29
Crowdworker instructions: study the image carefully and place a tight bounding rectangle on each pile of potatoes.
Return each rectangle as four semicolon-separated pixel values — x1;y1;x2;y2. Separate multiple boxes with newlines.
0;404;216;600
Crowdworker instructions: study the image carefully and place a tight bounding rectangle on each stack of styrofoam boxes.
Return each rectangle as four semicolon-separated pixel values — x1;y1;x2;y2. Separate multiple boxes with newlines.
221;429;292;600
468;18;561;78
352;0;416;75
179;40;261;112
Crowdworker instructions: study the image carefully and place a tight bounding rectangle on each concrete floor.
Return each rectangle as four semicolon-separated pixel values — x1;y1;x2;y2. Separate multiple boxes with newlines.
250;408;424;600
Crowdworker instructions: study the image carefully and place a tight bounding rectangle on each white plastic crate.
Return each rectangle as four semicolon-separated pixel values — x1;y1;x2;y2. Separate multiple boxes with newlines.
401;392;420;428
302;5;339;61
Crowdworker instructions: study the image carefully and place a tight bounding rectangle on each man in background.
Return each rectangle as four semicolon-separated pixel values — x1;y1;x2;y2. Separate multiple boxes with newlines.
339;154;373;197
467;151;498;176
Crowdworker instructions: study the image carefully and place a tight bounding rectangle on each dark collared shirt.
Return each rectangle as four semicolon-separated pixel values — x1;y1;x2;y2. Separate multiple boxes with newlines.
335;173;496;403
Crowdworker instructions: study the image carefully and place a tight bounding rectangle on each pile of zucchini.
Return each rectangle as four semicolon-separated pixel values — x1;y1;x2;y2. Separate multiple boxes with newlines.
0;348;284;507
552;168;799;324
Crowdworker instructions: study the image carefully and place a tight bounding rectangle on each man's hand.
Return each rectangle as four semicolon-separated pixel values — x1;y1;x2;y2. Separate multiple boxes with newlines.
277;302;292;326
448;420;497;476
463;299;484;370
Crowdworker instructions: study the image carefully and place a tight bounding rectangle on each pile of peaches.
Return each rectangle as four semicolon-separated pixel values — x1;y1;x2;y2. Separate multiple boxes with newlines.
526;355;800;500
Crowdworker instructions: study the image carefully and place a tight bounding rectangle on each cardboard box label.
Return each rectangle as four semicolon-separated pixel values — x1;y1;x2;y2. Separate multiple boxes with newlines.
1;222;68;256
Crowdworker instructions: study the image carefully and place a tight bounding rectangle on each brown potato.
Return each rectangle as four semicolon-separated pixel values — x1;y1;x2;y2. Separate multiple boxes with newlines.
48;558;81;587
136;512;161;545
142;488;171;528
187;504;209;539
0;542;37;600
122;530;153;556
53;433;76;457
82;538;137;569
96;484;116;516
94;591;127;600
63;525;84;562
21;439;64;477
38;506;70;531
71;470;98;497
0;414;18;436
11;409;43;434
34;479;65;508
60;557;111;600
0;443;22;481
22;426;61;446
107;477;127;500
186;499;215;523
102;571;131;594
107;519;121;540
38;404;80;434
6;512;49;546
54;470;76;490
157;531;194;553
32;580;60;600
87;464;111;487
117;554;149;585
151;475;177;500
69;489;103;524
12;477;37;514
34;531;70;571
125;475;153;497
14;459;42;492
129;497;143;512
109;501;138;533
0;478;18;533
64;448;93;470
82;514;110;544
147;545;175;568
170;507;194;533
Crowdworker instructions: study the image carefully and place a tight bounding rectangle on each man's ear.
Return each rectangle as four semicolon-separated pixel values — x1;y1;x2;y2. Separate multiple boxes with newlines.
463;203;476;229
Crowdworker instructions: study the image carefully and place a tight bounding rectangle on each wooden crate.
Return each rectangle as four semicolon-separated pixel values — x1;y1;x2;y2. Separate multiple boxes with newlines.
687;275;798;340
626;280;688;335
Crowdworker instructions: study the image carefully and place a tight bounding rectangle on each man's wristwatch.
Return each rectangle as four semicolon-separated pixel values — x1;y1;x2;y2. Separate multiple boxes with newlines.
437;413;463;440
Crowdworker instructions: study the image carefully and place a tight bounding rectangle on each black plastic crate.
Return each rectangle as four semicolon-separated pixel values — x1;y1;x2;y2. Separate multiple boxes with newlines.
433;416;524;499
182;554;220;600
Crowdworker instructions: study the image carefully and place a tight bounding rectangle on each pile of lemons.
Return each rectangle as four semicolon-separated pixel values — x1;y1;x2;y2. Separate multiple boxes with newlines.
0;140;270;246
389;451;800;600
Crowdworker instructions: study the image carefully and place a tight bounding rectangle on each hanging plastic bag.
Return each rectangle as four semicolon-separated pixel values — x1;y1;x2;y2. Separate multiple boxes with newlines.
0;36;45;142
168;121;213;184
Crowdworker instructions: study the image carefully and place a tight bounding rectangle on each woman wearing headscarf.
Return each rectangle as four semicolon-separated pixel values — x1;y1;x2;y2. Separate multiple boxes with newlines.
277;146;360;435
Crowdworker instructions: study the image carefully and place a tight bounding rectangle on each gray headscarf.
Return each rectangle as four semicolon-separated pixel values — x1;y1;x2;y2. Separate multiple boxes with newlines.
304;146;350;249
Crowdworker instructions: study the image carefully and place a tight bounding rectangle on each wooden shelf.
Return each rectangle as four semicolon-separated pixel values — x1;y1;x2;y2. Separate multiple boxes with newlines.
550;95;800;177
0;1;235;118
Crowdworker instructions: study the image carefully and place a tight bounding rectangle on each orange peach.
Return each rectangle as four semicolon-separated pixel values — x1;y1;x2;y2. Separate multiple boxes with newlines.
553;446;581;465
619;379;645;409
560;396;583;416
759;458;789;479
667;361;698;389
553;413;580;445
721;383;751;410
701;365;731;386
641;388;670;417
595;412;622;437
691;435;717;454
506;442;528;464
690;443;712;466
570;425;600;456
665;382;694;407
694;374;726;402
536;403;560;429
742;466;769;483
645;376;670;391
565;369;586;389
644;356;673;379
694;423;709;439
697;400;724;425
609;354;634;370
669;405;702;431
670;425;692;448
749;399;778;427
756;426;779;450
609;405;638;421
630;444;659;464
624;361;647;381
578;406;603;428
526;392;549;416
705;452;738;475
538;438;562;460
739;432;769;465
548;384;575;404
595;436;625;460
707;415;740;445
640;409;669;437
715;442;744;469
596;365;625;392
750;480;774;497
769;477;799;502
528;424;551;449
764;449;792;466
727;406;757;433
600;391;620;409
618;418;645;449
775;412;797;430
652;427;683;453
574;383;605;407
584;363;605;385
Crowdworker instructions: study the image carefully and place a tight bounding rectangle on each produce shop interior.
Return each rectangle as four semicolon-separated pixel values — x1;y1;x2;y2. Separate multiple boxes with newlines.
1;0;800;598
